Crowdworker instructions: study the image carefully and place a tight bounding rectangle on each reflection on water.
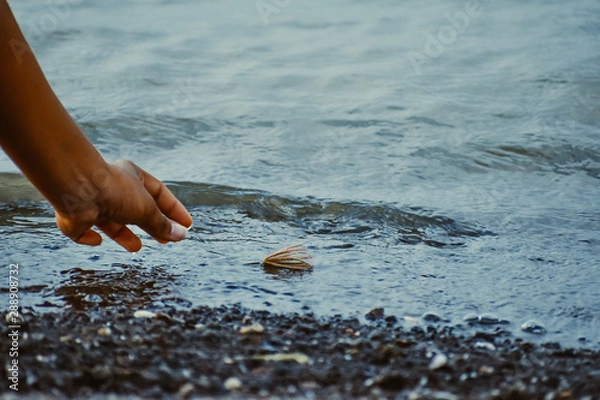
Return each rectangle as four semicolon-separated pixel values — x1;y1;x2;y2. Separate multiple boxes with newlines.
1;0;599;349
56;265;189;311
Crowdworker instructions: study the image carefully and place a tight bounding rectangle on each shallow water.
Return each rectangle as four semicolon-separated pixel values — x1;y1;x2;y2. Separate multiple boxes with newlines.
1;0;599;348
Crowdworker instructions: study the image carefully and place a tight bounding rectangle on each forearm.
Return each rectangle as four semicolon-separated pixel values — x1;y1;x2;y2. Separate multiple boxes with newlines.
0;0;108;215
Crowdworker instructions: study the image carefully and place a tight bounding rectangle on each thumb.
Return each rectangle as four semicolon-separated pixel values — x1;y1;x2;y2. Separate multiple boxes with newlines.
137;206;189;243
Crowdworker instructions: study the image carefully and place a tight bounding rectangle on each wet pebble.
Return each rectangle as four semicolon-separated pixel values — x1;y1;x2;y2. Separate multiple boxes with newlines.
463;313;509;325
6;303;600;398
177;382;194;398
463;313;479;323
479;365;494;375
253;353;311;365
365;307;385;321
97;327;112;336
521;319;547;334
479;313;509;325
155;312;174;323
422;312;448;323
59;335;71;343
134;310;157;319
240;322;264;334
373;371;408;390
473;341;496;351
429;353;448;370
224;377;242;390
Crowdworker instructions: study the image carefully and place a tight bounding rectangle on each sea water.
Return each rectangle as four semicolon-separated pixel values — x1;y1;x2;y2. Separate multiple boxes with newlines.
1;0;599;348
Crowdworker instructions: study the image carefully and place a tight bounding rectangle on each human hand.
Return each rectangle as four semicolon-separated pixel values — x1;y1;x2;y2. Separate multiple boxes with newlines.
54;160;193;252
0;1;191;252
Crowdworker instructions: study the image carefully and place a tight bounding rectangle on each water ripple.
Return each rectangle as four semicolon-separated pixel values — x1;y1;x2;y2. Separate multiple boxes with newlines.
167;181;489;248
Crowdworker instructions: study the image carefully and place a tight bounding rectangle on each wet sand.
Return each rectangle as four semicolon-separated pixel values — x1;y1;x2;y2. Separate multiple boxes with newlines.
1;305;599;399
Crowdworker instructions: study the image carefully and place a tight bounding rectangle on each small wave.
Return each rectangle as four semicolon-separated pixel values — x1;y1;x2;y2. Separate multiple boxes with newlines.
483;144;600;178
167;182;489;247
406;116;455;128
79;114;216;152
415;144;600;179
319;119;396;128
0;173;44;204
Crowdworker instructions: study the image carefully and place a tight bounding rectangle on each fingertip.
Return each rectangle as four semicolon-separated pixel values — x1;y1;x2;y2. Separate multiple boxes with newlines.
184;214;193;230
76;229;103;246
126;239;143;253
121;233;142;252
170;221;188;241
179;209;193;229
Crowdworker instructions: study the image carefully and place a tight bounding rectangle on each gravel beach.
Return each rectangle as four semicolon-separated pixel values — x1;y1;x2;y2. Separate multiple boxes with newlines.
2;305;599;399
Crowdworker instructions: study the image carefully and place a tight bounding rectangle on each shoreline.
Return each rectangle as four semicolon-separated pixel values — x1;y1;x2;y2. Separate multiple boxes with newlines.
1;304;599;399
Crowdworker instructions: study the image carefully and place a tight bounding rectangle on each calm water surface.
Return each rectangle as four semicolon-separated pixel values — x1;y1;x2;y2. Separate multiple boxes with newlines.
1;0;599;348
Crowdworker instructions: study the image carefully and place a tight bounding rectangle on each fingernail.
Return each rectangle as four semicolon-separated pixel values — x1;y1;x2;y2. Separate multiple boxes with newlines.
170;222;188;241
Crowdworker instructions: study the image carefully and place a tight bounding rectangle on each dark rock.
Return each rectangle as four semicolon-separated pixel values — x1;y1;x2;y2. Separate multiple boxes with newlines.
373;370;410;390
365;308;385;321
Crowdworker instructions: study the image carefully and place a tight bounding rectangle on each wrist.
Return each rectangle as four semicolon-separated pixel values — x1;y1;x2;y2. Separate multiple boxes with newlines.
4;110;111;217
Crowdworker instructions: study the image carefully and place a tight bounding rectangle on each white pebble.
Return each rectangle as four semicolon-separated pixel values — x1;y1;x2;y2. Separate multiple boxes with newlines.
429;353;448;370
97;327;112;336
224;377;242;390
240;322;264;334
177;382;194;397
473;341;496;351
134;310;157;319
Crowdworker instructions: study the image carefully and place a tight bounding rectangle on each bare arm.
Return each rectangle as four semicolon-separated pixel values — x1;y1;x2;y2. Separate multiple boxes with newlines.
0;0;192;251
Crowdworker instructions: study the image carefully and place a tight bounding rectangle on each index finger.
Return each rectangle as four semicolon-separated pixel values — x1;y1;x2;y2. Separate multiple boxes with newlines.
135;165;193;229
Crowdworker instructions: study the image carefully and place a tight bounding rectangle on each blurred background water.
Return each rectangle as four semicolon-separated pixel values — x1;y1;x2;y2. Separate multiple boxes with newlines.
1;0;599;348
